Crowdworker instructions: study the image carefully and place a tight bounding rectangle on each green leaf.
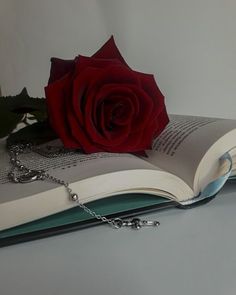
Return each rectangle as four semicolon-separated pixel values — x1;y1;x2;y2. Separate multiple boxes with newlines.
28;110;48;122
0;109;23;138
0;87;47;114
0;87;48;139
7;121;58;146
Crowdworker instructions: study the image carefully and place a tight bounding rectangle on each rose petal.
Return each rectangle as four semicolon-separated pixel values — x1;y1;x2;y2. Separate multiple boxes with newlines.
85;83;139;146
72;66;107;126
72;64;140;139
96;100;131;141
99;96;134;138
45;74;79;148
107;97;133;126
134;71;169;135
85;90;131;147
74;55;122;76
99;129;142;153
135;72;165;114
93;84;139;124
48;36;126;85
92;36;128;66
65;94;104;153
71;66;132;148
153;106;169;138
48;58;75;84
126;85;154;131
136;72;163;96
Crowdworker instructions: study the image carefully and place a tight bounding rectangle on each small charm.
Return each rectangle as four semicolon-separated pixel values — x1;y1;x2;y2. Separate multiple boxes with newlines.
70;193;79;202
131;218;142;229
130;218;160;229
113;218;160;229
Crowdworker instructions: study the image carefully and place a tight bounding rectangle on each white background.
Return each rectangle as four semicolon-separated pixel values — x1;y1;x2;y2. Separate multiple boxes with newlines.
0;0;235;118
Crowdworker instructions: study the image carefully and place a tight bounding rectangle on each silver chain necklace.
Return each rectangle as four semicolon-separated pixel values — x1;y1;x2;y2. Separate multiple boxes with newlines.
7;143;160;230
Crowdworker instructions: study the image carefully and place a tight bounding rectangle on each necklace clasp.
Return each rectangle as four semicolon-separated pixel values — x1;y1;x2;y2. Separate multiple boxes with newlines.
9;170;45;183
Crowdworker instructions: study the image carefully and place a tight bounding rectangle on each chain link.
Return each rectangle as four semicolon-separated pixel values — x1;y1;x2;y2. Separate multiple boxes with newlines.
7;143;120;228
42;171;119;228
7;143;160;230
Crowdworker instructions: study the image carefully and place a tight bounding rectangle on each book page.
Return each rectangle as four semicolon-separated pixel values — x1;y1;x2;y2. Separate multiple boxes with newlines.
0;140;159;203
1;139;195;230
146;115;236;190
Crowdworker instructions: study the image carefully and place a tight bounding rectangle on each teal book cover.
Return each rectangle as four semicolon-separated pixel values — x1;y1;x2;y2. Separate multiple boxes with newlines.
0;194;176;247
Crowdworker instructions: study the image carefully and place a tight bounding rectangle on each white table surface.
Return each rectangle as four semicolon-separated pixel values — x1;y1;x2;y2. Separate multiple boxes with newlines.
0;183;236;295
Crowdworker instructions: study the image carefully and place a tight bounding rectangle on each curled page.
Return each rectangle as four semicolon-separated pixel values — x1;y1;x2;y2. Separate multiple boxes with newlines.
179;152;232;206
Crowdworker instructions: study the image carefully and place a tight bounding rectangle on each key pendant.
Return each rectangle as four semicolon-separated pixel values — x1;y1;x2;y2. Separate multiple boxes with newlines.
114;218;160;229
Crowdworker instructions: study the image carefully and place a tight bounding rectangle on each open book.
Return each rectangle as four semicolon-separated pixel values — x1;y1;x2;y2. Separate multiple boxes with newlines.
0;114;236;244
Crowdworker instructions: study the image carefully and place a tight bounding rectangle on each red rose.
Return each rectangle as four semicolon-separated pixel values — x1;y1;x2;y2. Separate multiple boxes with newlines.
45;36;169;153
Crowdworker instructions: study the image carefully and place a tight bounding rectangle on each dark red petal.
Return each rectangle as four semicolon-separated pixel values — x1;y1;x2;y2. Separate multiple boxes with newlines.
92;36;128;66
99;130;142;153
96;100;130;141
107;96;134;126
85;83;139;146
99;96;134;139
153;106;169;138
72;66;104;125
65;94;103;153
99;73;169;152
47;36;127;85
72;64;140;141
85;90;131;147
134;72;165;114
126;85;154;131
87;64;140;91
129;101;169;152
115;125;154;153
94;84;139;122
45;74;79;148
134;71;169;135
74;55;122;75
71;66;131;149
48;58;75;84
